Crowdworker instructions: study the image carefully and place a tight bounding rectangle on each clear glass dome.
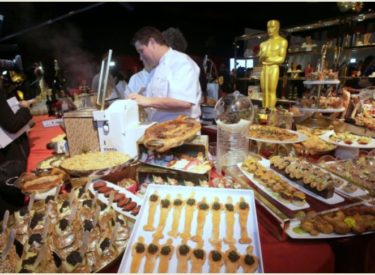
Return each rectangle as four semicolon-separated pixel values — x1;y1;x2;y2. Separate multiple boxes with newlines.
215;91;254;124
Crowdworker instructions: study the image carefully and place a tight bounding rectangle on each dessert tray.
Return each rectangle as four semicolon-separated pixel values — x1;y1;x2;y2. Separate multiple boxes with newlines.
1;185;131;272
118;184;263;273
320;130;375;149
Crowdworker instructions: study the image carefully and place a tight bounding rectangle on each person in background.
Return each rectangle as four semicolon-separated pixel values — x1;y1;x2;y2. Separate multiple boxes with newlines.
162;27;207;102
0;72;33;217
124;59;154;97
128;26;201;122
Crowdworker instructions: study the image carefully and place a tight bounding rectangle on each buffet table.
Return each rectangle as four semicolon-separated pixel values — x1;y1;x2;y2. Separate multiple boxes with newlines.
25;115;335;272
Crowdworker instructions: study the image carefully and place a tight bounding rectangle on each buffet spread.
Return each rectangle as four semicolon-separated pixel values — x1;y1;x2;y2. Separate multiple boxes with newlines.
1;91;375;273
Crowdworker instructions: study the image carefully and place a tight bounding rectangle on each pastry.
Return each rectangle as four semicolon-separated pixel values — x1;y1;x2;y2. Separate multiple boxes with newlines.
209;197;222;245
153;195;172;240
157;238;174;273
176;241;191;273
144;240;160;273
130;236;146;273
208;243;224;273
180;192;196;241
191;242;206;273
168;194;184;238
95;236;117;269
142;115;201;152
224;246;241;273
192;197;209;243
223;196;236;245
62;250;89;272
143;192;160;231
236;197;252;244
241;245;259;273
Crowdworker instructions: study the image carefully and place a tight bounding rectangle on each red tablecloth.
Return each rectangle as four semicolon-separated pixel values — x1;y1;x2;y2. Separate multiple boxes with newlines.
27;115;335;272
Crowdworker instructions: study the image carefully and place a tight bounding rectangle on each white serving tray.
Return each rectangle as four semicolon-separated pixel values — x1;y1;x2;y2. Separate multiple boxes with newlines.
261;159;345;205
88;180;142;220
238;163;310;211
320;130;375;149
248;129;307;144
118;184;264;273
286;219;374;239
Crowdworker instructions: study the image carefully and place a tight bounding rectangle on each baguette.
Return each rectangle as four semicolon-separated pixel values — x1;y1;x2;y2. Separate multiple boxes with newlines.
21;175;62;192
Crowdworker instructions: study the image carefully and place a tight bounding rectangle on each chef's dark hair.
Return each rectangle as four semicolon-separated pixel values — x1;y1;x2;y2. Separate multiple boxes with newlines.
132;26;166;46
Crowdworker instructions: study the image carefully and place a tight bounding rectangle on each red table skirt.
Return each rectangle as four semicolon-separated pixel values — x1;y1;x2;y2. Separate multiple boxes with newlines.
27;115;335;272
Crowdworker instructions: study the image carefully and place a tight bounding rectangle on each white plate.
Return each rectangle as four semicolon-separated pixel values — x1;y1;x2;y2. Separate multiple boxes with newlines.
261;159;345;205
88;180;142;220
248;129;307;144
118;184;264;273
286;219;359;239
320;130;375;149
237;163;310;211
298;107;345;113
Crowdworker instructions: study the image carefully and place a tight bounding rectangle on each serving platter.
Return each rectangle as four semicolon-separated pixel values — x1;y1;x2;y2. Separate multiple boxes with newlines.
262;159;345;205
247;128;307;144
118;184;264;273
285;219;371;239
88;180;142;220
237;163;310;211
320;130;375;149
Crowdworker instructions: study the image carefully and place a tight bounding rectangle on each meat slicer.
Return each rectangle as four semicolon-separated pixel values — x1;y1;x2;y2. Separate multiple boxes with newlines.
92;99;152;159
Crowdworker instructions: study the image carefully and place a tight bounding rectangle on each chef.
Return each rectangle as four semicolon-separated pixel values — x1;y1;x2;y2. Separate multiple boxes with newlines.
128;26;202;123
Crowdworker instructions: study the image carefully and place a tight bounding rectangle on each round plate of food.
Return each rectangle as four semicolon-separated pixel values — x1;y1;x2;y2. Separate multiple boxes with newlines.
247;125;307;144
320;130;375;149
60;151;132;177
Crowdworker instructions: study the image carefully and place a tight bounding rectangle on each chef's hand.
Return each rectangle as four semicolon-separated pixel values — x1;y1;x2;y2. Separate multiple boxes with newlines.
128;93;151;107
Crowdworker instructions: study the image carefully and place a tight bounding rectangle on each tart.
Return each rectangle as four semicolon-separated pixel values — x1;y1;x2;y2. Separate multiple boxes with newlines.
144;241;160;273
153;195;172;240
157;238;174;273
241;245;259;273
180;192;196;241
176;242;191;273
208;244;224;273
224;246;241;273
192;197;210;243
224;196;236;245
191;244;206;273
236;197;252;244
143;192;160;231
167;194;184;238
209;197;222;245
130;236;146;273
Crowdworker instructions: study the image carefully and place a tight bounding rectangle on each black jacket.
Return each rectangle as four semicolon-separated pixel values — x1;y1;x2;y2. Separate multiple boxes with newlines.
0;90;32;165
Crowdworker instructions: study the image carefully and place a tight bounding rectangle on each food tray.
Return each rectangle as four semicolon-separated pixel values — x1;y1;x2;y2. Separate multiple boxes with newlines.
298;107;345;113
88;180;142;220
285;219;369;239
248;130;307;144
118;184;264;273
320;130;375;149
263;159;345;205
285;199;375;239
237;163;310;211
